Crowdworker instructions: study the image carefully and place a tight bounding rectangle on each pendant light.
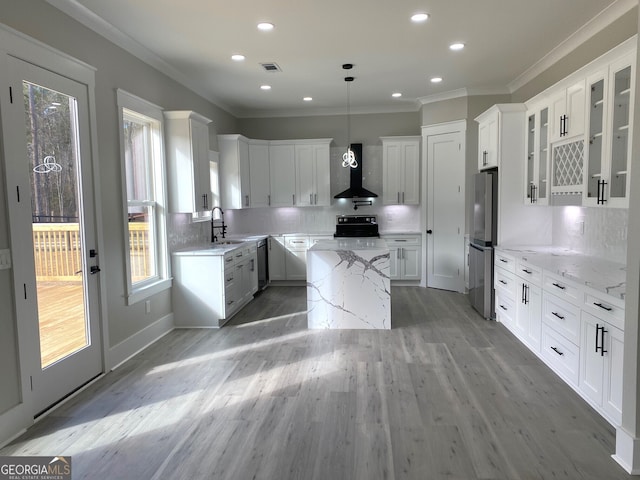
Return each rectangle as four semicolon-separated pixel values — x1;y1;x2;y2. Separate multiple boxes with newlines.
342;64;357;168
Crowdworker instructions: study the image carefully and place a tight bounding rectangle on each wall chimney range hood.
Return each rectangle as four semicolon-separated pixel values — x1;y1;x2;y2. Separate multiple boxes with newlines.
334;143;378;198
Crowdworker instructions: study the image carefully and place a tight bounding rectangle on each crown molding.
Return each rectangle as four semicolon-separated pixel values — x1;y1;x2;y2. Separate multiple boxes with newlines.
45;0;236;116
235;101;422;119
508;0;638;93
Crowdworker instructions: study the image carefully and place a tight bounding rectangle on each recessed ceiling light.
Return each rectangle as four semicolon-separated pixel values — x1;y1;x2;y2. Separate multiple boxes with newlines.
449;43;465;51
411;13;429;23
392;92;402;98
260;85;271;90
303;97;313;102
257;22;274;31
231;54;245;61
430;77;443;83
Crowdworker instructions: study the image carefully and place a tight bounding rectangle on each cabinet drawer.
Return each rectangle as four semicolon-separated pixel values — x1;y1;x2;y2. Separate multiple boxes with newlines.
541;326;580;386
583;290;625;331
494;267;517;300
285;236;310;250
495;292;516;329
223;252;235;266
543;271;583;307
516;259;542;286
543;292;581;345
384;235;421;247
494;251;516;273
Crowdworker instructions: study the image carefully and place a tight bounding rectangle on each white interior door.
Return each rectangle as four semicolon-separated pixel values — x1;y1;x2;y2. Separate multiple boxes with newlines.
426;131;465;292
3;56;102;415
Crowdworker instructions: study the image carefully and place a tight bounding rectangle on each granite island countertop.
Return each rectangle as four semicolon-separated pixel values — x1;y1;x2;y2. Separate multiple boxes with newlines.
495;245;626;300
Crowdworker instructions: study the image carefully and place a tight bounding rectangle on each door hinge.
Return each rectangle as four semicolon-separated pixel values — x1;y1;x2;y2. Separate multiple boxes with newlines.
9;86;13;104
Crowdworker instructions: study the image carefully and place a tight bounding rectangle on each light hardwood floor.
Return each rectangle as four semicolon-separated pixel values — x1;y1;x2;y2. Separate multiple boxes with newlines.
1;286;631;479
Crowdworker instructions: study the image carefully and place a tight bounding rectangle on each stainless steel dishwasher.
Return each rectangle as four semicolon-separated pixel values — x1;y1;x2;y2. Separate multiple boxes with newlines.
256;238;268;290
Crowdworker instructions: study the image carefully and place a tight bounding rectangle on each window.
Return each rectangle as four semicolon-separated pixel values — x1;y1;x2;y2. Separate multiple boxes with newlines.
117;90;170;303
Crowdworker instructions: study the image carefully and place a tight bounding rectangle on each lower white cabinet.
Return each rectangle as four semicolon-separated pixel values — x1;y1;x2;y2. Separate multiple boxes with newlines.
493;247;625;427
172;243;258;327
580;311;624;425
268;236;287;281
284;236;309;281
382;235;421;281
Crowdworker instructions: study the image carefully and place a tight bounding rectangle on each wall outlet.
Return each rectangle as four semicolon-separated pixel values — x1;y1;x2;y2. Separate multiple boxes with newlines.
145;300;151;314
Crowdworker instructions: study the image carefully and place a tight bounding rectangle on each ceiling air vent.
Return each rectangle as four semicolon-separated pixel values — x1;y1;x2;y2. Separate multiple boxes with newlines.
260;62;281;72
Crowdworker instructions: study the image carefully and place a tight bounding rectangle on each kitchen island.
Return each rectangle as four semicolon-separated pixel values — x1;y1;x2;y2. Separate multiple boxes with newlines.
306;238;391;329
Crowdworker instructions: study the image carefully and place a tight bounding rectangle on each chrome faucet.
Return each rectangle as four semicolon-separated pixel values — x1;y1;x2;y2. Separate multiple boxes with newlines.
210;207;227;242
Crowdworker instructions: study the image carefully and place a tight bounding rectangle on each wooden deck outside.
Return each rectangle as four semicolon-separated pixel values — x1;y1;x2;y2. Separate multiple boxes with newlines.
37;281;87;368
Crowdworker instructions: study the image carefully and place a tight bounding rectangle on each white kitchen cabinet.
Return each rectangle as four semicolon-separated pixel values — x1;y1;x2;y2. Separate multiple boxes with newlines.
549;80;586;143
381;136;420;205
524;103;550;205
172;245;257;328
218;134;251;209
295;141;331;206
514;259;542;351
382;235;421;281
269;143;296;207
580;311;624;425
584;53;635;208
285;236;309;281
249;141;271;207
164;111;212;213
268;236;287;281
477;109;499;170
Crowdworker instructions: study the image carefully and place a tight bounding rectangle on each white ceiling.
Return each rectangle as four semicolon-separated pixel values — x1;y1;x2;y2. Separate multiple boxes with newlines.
47;0;633;118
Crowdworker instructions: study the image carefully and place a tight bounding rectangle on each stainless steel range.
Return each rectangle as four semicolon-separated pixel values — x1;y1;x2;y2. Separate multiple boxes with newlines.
333;215;380;238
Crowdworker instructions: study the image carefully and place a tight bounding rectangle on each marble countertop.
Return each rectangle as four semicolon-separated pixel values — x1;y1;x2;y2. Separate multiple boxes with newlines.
496;245;626;300
309;238;389;251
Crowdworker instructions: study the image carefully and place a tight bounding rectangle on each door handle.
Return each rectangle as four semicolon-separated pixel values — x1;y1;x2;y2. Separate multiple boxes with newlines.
90;265;101;274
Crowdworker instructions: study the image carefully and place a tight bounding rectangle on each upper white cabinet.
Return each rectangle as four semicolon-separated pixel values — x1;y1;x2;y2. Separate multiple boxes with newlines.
164;111;212;213
584;52;635;208
477;109;499;170
524;104;550;205
381;136;420;205
549;80;586;143
218;134;251;209
249;141;271;207
269;143;296;207
295;141;331;206
218;136;332;209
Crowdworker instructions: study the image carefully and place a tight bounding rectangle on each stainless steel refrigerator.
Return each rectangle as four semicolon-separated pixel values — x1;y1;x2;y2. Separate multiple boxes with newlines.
469;170;498;319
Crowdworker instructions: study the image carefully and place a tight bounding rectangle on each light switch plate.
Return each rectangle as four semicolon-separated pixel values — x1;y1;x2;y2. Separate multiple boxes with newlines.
0;249;11;270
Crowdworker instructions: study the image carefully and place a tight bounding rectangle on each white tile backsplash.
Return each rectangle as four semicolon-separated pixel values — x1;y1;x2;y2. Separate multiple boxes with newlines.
552;206;627;264
167;213;209;252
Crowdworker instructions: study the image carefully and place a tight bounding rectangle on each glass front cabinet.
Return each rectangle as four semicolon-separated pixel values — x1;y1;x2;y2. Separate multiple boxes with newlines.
524;104;550;205
584;52;635;208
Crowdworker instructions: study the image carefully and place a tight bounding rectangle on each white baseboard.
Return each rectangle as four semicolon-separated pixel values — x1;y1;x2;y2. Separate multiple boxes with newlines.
0;403;29;449
613;427;640;475
107;313;174;370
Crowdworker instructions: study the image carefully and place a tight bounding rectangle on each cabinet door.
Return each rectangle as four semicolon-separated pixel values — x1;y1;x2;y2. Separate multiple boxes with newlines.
525;284;542;352
550;90;567;143
478;115;498;170
268;236;286;281
249;143;271;207
580;311;605;407
388;247;400;279
270;144;296;206
191;119;211;211
607;56;634;207
313;144;331;206
566;80;586;139
383;142;402;204
514;281;529;340
239;139;251;208
401;246;421;280
401;143;420;205
524;111;537;204
285;249;307;280
602;323;624;424
295;144;315;206
584;72;607;207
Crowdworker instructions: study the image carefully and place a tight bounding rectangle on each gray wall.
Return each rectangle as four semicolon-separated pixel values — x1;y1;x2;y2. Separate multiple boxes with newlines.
238;111;421;146
0;0;237;356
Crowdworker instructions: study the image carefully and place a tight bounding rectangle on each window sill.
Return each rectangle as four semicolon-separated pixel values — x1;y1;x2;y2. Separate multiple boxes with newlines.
126;278;172;305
